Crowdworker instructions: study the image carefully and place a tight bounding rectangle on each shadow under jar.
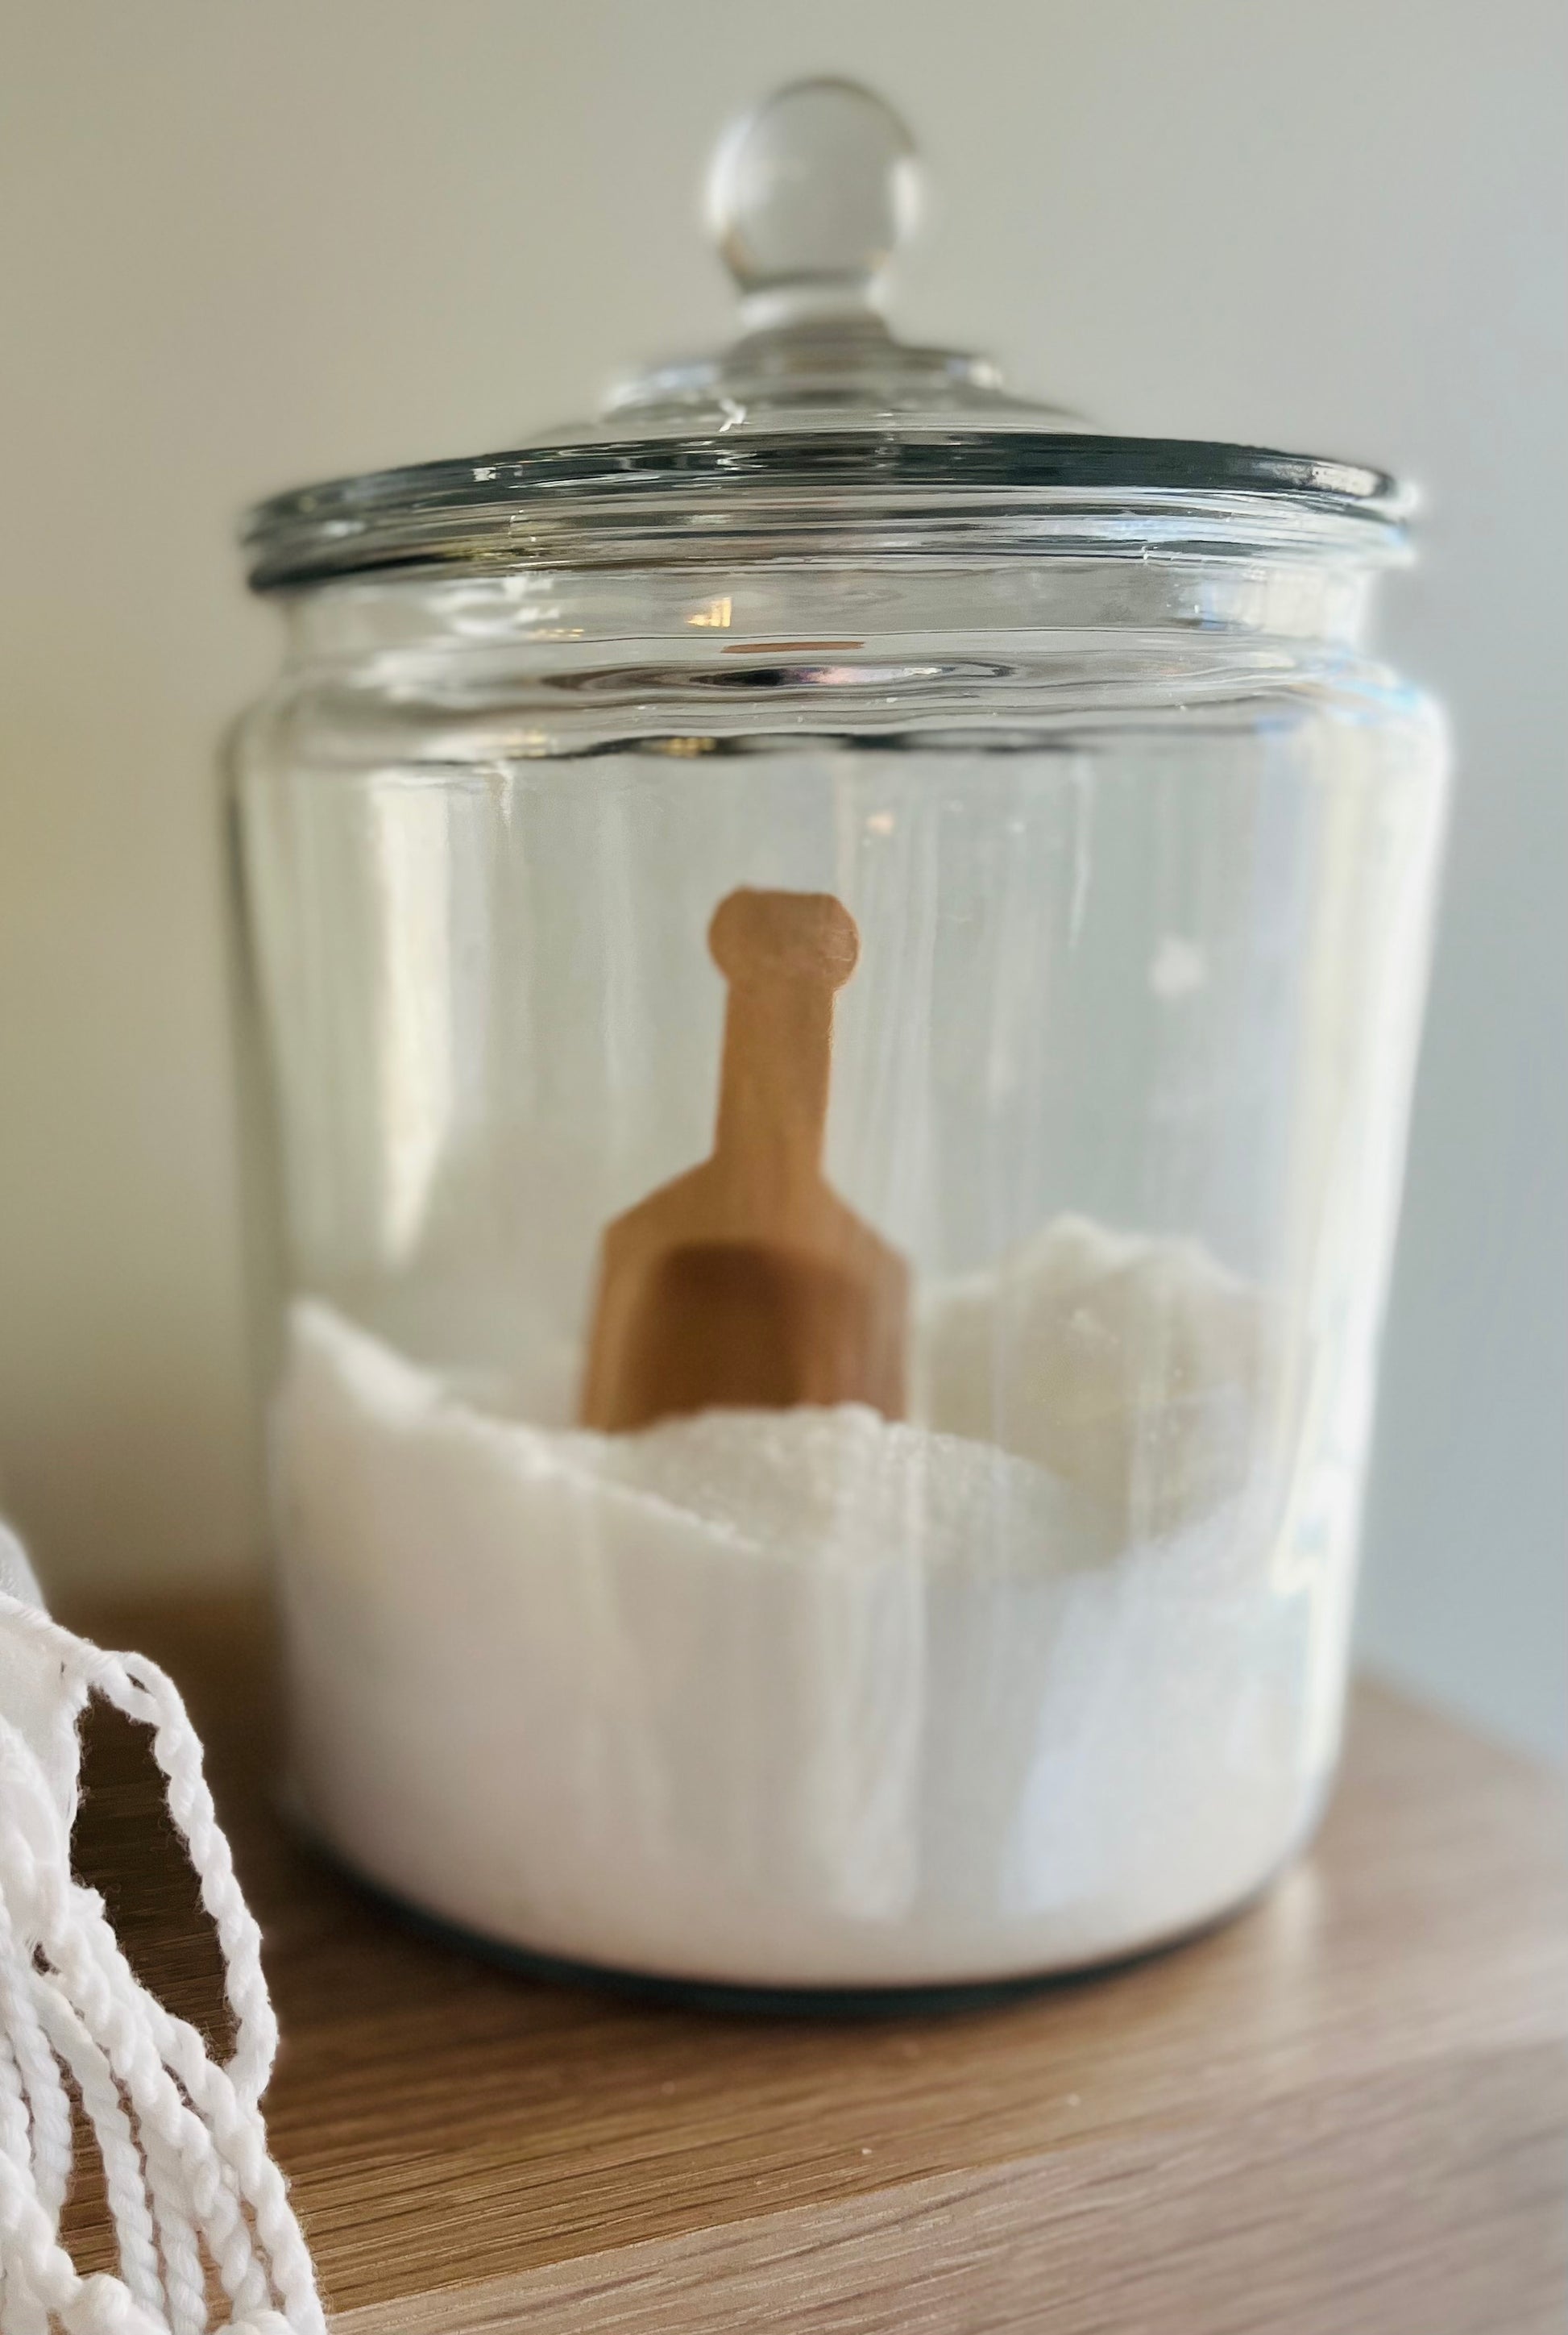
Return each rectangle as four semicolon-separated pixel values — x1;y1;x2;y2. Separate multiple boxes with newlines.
231;81;1447;1997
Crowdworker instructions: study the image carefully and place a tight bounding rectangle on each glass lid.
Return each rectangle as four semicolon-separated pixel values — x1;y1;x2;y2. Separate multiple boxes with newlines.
243;78;1408;591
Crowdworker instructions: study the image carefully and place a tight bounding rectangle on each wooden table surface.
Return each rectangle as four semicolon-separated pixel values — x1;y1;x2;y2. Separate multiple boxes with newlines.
60;1594;1566;2335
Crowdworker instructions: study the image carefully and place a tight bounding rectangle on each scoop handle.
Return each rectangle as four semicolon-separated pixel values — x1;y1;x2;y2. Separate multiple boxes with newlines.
707;889;858;1175
708;887;859;991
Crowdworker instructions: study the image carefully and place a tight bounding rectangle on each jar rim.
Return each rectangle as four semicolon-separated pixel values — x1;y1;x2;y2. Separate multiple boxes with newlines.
242;430;1410;594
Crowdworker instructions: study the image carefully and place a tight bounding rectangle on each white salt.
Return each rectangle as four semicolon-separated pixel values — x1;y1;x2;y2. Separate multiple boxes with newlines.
271;1217;1328;1988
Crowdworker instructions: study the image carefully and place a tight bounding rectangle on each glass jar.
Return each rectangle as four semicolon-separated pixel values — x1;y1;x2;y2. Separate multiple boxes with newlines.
232;82;1446;1996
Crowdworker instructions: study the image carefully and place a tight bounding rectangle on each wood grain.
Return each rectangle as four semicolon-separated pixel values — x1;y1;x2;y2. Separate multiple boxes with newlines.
58;1593;1566;2334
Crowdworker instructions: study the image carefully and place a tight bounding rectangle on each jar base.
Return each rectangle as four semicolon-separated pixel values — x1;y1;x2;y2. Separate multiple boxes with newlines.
301;1821;1301;2019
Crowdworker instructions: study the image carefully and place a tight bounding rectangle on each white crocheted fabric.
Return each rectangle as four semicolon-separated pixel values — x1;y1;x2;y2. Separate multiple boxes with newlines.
0;1524;323;2335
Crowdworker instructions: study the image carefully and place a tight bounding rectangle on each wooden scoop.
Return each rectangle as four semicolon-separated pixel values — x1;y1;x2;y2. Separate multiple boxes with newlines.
579;887;908;1432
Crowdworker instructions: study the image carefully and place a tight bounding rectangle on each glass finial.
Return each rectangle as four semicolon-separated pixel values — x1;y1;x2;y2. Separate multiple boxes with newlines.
598;79;1081;436
707;79;923;324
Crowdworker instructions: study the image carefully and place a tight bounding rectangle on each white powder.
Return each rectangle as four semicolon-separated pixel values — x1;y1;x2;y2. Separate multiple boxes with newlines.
272;1217;1329;1988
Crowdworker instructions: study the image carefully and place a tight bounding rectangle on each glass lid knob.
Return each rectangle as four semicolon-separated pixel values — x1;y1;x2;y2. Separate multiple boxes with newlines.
706;79;923;326
595;77;1083;436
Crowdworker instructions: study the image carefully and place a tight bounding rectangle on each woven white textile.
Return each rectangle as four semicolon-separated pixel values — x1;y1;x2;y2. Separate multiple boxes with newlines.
0;1525;323;2335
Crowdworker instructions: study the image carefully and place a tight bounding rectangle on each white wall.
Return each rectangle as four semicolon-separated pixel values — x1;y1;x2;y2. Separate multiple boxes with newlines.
1;1;1562;1760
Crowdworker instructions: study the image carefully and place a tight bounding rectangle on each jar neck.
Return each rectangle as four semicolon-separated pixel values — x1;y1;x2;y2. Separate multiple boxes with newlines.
278;551;1387;672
